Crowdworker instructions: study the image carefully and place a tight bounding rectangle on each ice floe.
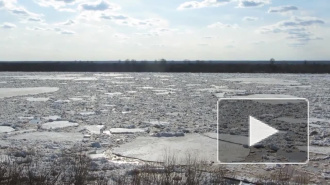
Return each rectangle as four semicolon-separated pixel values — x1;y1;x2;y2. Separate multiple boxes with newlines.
42;115;61;121
41;121;79;129
54;99;70;103
9;132;83;142
94;73;125;77
113;134;249;163
223;78;300;85
0;87;59;98
143;120;170;127
26;97;50;102
0;126;14;133
110;128;145;134
105;92;122;96
84;125;105;134
69;97;84;101
231;94;298;98
79;112;95;116
204;133;248;145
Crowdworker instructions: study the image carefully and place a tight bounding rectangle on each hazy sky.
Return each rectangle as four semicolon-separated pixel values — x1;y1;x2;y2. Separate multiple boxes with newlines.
0;0;329;61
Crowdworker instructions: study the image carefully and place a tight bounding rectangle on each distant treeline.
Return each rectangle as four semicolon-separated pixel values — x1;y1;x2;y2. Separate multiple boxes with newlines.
0;61;330;73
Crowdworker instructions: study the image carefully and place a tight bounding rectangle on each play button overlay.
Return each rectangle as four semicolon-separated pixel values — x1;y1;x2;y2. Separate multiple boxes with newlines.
217;98;309;164
249;116;279;147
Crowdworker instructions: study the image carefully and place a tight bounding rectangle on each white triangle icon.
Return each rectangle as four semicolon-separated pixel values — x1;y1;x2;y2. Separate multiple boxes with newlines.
249;116;279;147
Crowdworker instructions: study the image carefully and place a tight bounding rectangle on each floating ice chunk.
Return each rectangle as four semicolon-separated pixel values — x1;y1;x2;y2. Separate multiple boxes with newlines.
9;132;82;142
94;73;124;77
113;134;249;164
13;75;75;80
110;128;145;134
84;125;104;134
69;97;84;101
112;81;135;84
143;121;170;127
89;153;106;159
114;76;134;79
310;124;323;128
152;89;168;92
309;146;330;154
204;133;248;145
141;86;154;89
29;118;41;124
0;126;14;133
18;116;34;120
275;117;306;124
127;91;137;94
103;104;116;107
186;84;201;87
55;99;70;103
310;118;329;123
42;115;61;121
0;155;10;162
73;77;98;81
26;97;50;102
105;92;122;96
151;132;184;137
84;134;91;138
41;121;78;129
79;112;95;116
231;94;298;98
155;91;171;95
154;75;173;78
103;130;111;135
223;78;300;85
214;92;225;98
0;87;59;98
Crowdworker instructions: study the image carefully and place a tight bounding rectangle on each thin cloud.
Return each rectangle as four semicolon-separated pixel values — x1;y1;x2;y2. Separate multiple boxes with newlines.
79;0;120;11
1;22;16;29
26;26;50;31
54;27;75;35
268;5;298;13
242;16;259;21
113;33;130;40
33;0;77;12
1;1;44;22
27;17;43;22
177;0;232;10
208;22;239;29
258;16;325;46
9;7;41;17
203;36;215;39
58;19;75;26
98;12;169;28
60;30;75;35
238;0;270;8
100;13;128;20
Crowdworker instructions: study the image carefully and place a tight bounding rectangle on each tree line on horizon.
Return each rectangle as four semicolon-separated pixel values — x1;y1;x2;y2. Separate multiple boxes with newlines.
0;59;329;73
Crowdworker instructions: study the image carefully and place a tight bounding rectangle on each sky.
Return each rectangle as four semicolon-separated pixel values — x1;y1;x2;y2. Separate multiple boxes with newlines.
0;0;329;61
